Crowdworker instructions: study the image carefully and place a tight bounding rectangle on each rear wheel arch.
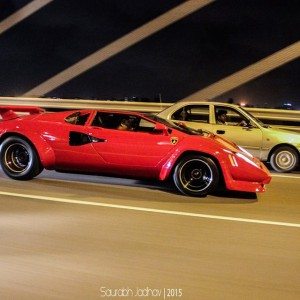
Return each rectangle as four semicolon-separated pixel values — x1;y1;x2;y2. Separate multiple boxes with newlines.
1;133;40;158
0;135;43;180
0;132;55;169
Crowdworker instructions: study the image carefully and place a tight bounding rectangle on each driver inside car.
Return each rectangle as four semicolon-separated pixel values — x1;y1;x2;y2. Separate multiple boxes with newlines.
117;118;136;131
216;109;248;126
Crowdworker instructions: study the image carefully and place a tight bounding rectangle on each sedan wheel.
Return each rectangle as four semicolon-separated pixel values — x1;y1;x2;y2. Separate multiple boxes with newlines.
173;155;219;197
0;136;43;180
270;146;298;173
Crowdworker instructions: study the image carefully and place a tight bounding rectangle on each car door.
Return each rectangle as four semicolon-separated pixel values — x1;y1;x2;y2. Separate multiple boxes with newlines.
213;106;263;157
169;104;213;132
169;103;263;157
86;114;178;177
41;111;107;172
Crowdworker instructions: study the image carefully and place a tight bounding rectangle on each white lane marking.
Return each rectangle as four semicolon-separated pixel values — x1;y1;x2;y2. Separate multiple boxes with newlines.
271;174;300;179
1;191;300;228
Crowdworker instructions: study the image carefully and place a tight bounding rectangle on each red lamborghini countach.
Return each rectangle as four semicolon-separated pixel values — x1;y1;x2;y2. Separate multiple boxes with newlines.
0;106;271;197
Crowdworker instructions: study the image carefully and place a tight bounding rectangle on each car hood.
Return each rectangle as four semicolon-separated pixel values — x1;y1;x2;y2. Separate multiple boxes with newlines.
208;133;242;152
179;129;241;153
263;127;300;144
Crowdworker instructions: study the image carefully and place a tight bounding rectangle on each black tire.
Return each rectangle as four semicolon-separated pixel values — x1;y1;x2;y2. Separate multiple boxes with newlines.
173;155;219;197
0;136;43;180
270;146;298;173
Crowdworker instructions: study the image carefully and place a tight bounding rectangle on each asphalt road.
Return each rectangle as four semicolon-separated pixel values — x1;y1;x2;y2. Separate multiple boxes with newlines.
0;170;299;300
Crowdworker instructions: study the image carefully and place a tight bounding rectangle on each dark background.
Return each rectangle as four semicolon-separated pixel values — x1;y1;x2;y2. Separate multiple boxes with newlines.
0;0;299;108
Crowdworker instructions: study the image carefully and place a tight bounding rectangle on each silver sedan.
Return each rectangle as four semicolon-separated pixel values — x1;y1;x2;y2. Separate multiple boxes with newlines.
157;101;300;172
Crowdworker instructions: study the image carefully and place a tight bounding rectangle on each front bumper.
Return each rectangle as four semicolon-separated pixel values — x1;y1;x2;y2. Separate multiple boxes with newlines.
222;153;272;193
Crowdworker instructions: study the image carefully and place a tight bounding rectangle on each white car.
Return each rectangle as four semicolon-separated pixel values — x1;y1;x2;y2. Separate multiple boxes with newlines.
157;101;300;172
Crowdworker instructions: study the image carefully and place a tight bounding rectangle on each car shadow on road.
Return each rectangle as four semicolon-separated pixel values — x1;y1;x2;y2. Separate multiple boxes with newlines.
35;171;258;204
211;190;258;201
135;180;258;204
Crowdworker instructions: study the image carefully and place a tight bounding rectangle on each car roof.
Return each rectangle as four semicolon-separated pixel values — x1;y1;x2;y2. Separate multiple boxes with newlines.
158;101;241;116
91;109;145;116
175;101;240;107
49;109;146;118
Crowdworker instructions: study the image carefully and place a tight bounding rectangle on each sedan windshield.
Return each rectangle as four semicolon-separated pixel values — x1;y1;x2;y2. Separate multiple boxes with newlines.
239;107;270;128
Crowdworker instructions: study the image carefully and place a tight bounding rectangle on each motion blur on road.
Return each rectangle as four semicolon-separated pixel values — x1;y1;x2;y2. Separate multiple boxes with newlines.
0;169;299;299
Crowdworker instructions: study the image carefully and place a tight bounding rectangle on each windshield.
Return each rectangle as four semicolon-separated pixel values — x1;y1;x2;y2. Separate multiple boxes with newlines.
147;114;211;136
239;107;269;128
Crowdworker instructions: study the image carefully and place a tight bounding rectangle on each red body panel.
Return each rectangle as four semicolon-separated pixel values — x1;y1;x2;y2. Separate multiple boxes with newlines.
0;107;271;193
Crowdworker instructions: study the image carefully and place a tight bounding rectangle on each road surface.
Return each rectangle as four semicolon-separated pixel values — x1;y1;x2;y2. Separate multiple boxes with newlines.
0;170;299;299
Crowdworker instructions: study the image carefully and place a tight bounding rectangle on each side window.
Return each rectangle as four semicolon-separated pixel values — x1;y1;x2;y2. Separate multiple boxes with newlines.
172;107;190;121
92;113;126;129
215;106;249;126
116;116;155;132
137;118;155;132
65;112;90;125
92;112;141;131
92;112;105;127
91;113;158;133
171;105;209;123
188;105;209;123
117;115;140;131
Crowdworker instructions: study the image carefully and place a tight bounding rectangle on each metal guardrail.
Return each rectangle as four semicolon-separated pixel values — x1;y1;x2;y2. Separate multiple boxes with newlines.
246;107;300;121
1;96;299;132
0;96;169;112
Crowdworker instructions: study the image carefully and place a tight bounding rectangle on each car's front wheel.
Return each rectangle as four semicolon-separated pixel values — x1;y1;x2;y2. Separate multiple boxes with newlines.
173;155;219;197
270;146;298;173
0;136;43;180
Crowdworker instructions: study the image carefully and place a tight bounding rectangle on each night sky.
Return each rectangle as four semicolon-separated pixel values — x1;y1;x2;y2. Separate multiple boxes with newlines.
0;0;299;108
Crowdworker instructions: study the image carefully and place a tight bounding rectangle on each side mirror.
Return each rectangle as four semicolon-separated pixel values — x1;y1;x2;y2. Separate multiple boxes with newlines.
242;121;256;130
154;123;169;134
245;120;256;128
239;119;251;127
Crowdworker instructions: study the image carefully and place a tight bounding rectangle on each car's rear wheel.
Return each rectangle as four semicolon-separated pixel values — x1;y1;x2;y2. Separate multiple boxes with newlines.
173;155;219;197
270;146;298;173
0;136;43;180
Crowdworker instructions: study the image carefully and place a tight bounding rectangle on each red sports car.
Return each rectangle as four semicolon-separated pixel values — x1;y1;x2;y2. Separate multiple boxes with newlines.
0;106;271;197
